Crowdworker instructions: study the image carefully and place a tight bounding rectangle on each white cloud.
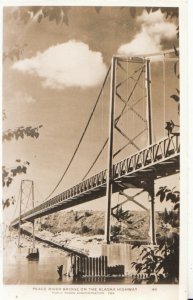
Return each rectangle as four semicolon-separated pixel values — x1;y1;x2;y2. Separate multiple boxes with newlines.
10;92;36;104
118;10;176;57
12;40;108;89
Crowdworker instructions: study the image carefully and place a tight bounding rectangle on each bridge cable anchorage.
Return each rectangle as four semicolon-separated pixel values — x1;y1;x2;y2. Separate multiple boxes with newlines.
45;65;111;201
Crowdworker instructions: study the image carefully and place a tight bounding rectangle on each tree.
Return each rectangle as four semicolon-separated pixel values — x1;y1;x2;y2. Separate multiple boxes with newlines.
2;117;43;209
131;187;179;284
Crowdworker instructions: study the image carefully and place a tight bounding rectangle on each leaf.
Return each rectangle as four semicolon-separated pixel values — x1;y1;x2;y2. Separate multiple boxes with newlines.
174;203;179;210
140;248;147;256
174;190;180;194
135;263;142;272
174;61;179;78
160;191;165;202
22;166;27;174
171;193;177;202
132;242;141;249
142;252;150;260
173;44;179;57
11;168;18;177
166;192;172;201
170;94;179;102
156;187;165;197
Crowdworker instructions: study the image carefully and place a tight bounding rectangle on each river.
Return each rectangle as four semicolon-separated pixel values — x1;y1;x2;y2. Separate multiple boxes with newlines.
3;234;133;285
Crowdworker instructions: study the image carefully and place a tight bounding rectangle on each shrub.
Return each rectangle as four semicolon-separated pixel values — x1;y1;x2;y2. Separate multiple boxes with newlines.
81;225;91;234
131;187;180;284
95;228;104;235
84;211;92;217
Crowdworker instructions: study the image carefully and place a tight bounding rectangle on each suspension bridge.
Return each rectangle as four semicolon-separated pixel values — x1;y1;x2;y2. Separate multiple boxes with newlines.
11;50;180;246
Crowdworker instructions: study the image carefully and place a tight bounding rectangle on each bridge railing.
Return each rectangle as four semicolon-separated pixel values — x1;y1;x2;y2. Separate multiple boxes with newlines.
11;169;108;225
11;134;179;226
113;134;179;178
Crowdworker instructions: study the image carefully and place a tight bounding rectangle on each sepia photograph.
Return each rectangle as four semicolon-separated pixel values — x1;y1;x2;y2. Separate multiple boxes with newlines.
1;0;189;299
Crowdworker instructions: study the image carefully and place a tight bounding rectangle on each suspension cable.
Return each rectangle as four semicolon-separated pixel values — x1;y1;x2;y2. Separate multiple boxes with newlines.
45;65;111;200
82;138;108;180
82;64;146;179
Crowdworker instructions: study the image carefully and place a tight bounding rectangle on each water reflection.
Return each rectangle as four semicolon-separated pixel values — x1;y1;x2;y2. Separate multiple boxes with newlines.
4;238;133;285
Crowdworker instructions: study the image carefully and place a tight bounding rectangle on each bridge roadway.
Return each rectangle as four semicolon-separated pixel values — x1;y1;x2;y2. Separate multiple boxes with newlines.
11;134;180;227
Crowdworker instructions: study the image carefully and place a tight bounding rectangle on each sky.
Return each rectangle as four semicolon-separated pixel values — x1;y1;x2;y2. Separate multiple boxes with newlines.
2;6;179;224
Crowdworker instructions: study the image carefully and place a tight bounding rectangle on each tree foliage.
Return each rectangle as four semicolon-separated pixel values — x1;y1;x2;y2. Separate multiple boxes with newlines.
8;6;179;27
131;187;179;284
2;160;30;188
2;117;43;208
144;7;178;19
11;6;104;26
3;125;43;142
132;231;179;284
3;196;16;210
156;186;180;212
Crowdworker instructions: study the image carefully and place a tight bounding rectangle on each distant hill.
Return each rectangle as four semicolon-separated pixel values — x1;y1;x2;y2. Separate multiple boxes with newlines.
39;209;172;242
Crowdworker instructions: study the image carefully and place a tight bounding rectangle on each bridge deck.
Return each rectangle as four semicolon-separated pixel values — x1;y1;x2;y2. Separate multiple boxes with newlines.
11;134;179;227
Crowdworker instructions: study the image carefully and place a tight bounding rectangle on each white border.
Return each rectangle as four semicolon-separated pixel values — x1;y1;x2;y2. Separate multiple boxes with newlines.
188;0;193;299
0;1;189;300
0;0;185;7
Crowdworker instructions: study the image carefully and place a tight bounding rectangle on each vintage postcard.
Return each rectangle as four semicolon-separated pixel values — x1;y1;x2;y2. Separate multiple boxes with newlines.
1;0;190;299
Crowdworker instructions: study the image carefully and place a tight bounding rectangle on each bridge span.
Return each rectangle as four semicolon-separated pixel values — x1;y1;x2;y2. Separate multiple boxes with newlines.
11;133;179;227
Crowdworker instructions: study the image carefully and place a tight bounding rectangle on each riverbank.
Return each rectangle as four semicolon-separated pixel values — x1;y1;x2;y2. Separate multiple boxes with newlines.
21;222;106;257
3;233;133;285
20;225;104;257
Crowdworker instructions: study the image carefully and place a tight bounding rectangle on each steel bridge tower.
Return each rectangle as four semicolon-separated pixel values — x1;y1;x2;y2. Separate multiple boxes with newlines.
18;180;35;248
105;56;156;244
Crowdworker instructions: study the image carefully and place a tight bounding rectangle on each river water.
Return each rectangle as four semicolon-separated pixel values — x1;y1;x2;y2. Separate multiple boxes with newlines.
3;235;133;285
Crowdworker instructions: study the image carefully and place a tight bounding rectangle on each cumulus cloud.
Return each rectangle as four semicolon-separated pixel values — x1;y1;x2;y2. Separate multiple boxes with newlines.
118;10;177;56
9;92;36;104
12;40;108;89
